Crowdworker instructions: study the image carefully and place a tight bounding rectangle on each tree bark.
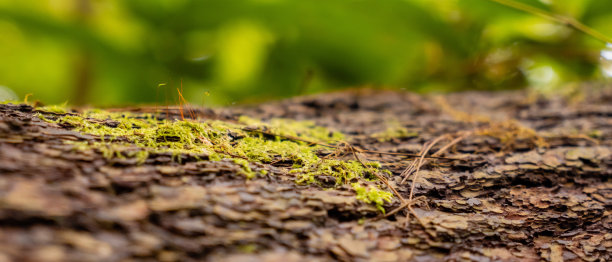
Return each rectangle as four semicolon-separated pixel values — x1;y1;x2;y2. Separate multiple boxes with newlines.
0;88;610;261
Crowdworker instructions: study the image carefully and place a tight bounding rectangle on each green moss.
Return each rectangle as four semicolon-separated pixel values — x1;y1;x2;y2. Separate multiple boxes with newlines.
0;100;24;105
37;113;54;122
152;121;208;149
237;244;257;253
372;121;417;142
292;159;384;185
64;140;91;152
233;158;256;179
39;108;394;213
208;152;222;161
59;115;87;127
239;115;344;143
98;144;123;160
127;150;149;165
293;159;362;184
38;104;69;114
234;136;320;166
42;111;212;162
237;115;261;125
351;183;393;214
588;129;602;138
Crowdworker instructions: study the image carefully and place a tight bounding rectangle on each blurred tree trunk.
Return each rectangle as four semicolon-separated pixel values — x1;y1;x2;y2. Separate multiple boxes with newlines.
72;0;93;106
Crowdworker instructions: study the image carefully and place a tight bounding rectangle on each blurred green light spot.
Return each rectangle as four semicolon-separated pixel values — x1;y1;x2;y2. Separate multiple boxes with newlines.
216;21;274;86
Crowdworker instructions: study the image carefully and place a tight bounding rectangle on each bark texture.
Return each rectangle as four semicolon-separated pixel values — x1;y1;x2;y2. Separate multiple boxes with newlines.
0;88;610;261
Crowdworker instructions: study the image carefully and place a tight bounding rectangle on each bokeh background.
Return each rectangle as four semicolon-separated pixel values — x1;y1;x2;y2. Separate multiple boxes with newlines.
1;0;611;106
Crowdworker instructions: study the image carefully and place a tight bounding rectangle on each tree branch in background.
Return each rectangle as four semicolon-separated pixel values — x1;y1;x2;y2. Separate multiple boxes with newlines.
489;0;612;44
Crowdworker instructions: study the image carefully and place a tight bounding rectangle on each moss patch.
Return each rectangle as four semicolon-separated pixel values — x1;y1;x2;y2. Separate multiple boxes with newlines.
38;104;70;114
352;183;393;214
36;107;393;212
372;120;418;142
292;159;382;185
239;116;345;143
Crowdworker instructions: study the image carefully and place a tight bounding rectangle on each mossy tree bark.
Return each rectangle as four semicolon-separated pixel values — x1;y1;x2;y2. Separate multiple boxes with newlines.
0;88;610;261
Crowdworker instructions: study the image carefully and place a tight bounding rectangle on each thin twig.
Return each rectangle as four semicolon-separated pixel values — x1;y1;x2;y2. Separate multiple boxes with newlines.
407;135;449;201
432;132;470;157
404;204;428;231
401;135;449;184
489;0;612;43
377;196;426;219
359;149;459;160
395;132;471;231
398;135;447;230
398;145;426;183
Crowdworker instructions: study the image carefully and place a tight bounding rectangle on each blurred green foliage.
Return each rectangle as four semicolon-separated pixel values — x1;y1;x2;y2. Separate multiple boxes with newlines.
0;0;611;106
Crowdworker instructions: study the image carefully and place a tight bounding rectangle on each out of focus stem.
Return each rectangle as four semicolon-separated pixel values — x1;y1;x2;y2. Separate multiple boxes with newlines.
489;0;612;44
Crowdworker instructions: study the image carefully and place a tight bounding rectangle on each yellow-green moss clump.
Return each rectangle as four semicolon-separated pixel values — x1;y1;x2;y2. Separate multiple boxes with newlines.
36;107;393;213
351;183;393;213
238;116;345;143
372;120;417;142
38;104;70;114
235;136;319;165
292;159;382;184
233;158;256;179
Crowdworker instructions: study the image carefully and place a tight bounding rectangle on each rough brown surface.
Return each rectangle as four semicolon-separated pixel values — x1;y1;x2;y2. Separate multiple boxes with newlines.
0;88;611;261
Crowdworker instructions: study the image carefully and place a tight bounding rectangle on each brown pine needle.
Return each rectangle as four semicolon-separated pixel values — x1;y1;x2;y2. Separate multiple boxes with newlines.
401;134;449;184
377;195;427;219
407;135;449;201
432;132;470;157
392;132;471;231
404;204;428;231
